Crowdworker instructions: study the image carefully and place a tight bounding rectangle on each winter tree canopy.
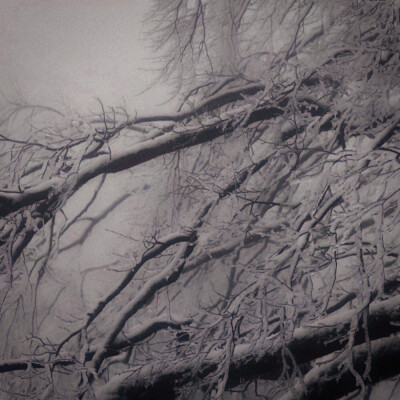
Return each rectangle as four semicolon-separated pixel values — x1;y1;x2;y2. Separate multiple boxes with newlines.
0;0;400;399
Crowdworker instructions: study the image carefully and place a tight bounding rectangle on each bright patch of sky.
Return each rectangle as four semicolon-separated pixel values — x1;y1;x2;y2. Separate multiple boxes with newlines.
0;0;173;114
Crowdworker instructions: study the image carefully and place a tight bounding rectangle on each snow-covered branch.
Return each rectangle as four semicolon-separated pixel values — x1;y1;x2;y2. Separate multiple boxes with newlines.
96;295;400;400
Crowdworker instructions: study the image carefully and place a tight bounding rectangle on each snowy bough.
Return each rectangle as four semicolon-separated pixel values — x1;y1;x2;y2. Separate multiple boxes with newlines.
0;1;400;399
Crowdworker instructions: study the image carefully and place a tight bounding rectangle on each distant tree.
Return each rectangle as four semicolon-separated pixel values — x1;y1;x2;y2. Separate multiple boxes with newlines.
0;1;400;399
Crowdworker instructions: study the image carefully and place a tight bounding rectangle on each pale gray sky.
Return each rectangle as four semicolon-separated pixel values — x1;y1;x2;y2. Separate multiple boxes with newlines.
0;0;171;114
0;1;177;307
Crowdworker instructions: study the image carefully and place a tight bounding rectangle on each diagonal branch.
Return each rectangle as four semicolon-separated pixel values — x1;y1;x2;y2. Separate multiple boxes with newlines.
95;295;400;400
56;231;197;354
89;237;197;372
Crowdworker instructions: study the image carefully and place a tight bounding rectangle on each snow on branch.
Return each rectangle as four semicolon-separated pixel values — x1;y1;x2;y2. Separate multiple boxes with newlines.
280;335;400;400
96;295;400;400
56;231;197;354
86;317;192;361
89;238;197;373
0;95;289;218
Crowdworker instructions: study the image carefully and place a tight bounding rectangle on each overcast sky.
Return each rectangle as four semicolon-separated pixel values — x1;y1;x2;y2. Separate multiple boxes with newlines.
0;0;172;115
0;0;178;293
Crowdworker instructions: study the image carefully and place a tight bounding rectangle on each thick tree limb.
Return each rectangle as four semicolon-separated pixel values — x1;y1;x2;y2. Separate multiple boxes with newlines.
0;358;74;374
95;294;400;400
279;335;400;400
0;99;286;218
0;318;192;374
